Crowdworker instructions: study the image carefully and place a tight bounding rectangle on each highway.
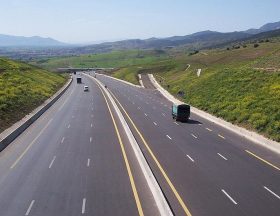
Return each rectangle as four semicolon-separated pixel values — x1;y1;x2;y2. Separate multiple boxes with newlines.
0;75;160;216
0;71;279;216
94;72;280;216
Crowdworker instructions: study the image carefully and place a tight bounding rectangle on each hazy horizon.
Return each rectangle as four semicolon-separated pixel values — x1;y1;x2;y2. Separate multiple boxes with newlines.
0;0;279;43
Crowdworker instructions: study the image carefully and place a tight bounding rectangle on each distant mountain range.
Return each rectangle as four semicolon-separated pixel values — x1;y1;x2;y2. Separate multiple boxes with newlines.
244;21;280;34
0;35;67;47
0;21;280;58
71;21;280;53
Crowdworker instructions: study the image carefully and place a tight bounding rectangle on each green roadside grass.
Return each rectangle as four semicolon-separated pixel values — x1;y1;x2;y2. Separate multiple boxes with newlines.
0;58;67;133
32;50;169;71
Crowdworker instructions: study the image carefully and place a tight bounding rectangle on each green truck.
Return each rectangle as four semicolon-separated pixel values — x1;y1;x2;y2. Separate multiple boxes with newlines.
172;104;190;122
76;77;82;84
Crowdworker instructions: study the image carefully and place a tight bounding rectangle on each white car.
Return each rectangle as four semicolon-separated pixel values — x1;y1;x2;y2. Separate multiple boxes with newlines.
84;86;89;91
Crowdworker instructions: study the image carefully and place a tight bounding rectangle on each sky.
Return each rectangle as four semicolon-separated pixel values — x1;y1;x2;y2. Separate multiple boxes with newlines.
0;0;279;43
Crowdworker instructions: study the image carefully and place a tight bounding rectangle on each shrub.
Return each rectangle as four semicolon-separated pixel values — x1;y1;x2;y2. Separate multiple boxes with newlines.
248;113;269;131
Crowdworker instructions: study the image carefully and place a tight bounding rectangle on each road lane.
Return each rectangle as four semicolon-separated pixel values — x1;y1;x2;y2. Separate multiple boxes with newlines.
96;73;280;216
0;74;159;216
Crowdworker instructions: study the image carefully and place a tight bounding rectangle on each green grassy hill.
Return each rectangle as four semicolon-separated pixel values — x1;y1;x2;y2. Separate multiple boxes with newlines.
0;58;67;133
31;50;168;71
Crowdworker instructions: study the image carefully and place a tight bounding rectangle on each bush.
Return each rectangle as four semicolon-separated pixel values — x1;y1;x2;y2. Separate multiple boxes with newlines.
189;50;199;56
254;43;259;48
248;113;269;131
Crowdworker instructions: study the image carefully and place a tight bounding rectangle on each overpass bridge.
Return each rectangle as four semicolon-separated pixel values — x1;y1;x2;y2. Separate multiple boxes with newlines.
57;67;115;73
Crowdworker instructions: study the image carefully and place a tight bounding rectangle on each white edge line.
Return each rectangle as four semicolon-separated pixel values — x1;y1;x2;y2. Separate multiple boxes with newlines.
88;75;173;216
264;186;280;199
61;137;65;143
153;122;157;126
87;158;90;167
25;200;35;215
221;189;238;205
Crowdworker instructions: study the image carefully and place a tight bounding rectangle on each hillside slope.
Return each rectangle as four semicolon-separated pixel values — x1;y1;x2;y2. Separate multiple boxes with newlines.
110;42;280;142
0;58;67;132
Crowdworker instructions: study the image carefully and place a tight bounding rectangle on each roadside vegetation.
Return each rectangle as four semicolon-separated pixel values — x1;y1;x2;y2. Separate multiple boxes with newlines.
31;50;168;71
34;38;280;142
0;58;67;133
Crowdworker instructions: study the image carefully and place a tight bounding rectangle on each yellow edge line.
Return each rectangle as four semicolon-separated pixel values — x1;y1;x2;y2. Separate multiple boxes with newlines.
10;119;53;169
109;89;192;216
96;83;144;216
245;150;280;171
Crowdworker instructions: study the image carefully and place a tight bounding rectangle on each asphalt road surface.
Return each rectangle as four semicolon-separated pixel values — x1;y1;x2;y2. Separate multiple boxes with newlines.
0;74;160;216
1;71;279;216
93;72;280;216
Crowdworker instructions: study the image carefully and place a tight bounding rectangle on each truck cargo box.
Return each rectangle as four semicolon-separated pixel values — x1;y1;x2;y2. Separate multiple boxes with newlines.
76;77;82;84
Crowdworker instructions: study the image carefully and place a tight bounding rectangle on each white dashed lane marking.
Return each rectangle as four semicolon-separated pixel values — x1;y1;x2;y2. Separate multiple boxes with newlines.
264;186;280;200
25;200;35;216
221;189;237;205
166;135;172;140
48;156;56;169
191;134;198;139
217;153;228;161
186;155;194;162
82;198;86;214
